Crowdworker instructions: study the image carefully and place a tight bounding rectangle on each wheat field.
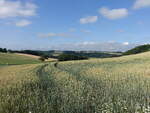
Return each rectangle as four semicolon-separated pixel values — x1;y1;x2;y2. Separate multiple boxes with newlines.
0;52;150;113
0;53;41;65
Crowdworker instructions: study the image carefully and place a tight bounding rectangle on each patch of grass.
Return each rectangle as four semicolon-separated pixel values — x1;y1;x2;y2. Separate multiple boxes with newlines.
0;53;41;65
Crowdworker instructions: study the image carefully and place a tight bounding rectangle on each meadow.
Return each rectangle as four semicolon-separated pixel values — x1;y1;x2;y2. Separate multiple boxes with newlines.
0;53;41;65
0;52;150;113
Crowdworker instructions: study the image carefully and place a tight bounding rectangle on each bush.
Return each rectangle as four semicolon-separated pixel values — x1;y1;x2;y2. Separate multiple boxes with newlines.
0;48;7;53
58;54;88;61
41;55;49;59
39;56;45;62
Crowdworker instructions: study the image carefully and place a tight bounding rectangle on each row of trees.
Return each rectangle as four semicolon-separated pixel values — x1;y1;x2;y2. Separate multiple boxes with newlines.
39;54;88;62
1;47;123;62
123;44;150;55
0;48;7;53
0;47;88;62
58;54;88;61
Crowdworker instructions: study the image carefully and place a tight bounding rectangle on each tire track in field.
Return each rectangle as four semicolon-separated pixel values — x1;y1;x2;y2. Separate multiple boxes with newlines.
34;63;64;113
53;62;99;113
54;62;81;80
53;62;93;83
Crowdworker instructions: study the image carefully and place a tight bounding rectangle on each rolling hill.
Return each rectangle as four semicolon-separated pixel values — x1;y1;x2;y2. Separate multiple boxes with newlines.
0;52;41;65
124;44;150;55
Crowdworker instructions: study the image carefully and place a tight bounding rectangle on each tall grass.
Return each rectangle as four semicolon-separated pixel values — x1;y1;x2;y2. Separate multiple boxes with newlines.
0;52;150;113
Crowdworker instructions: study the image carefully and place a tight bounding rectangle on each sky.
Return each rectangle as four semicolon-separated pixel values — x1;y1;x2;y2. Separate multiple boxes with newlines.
0;0;150;51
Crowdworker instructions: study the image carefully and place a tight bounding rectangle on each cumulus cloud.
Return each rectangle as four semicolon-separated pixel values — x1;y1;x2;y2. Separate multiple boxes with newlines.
80;16;98;24
15;20;31;27
99;7;128;20
0;0;37;18
81;41;96;45
123;42;129;45
133;0;150;9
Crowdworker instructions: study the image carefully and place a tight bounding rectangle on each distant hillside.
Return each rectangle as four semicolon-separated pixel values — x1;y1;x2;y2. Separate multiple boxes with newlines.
123;44;150;55
10;50;122;58
0;53;41;65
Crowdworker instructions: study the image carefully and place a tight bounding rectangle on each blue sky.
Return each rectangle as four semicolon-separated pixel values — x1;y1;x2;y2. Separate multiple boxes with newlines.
0;0;150;51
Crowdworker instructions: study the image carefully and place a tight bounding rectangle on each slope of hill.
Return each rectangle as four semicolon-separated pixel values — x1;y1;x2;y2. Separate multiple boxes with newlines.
123;44;150;55
16;53;40;59
0;52;41;65
0;52;150;113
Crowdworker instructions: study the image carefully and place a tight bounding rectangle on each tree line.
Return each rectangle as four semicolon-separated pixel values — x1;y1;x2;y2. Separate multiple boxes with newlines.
123;44;150;55
0;47;124;61
0;48;7;53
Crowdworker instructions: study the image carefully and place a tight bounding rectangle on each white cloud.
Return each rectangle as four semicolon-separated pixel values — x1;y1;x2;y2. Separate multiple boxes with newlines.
80;16;98;24
0;0;37;18
15;20;31;27
133;0;150;9
99;7;128;20
51;42;137;51
82;42;96;45
123;42;129;45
